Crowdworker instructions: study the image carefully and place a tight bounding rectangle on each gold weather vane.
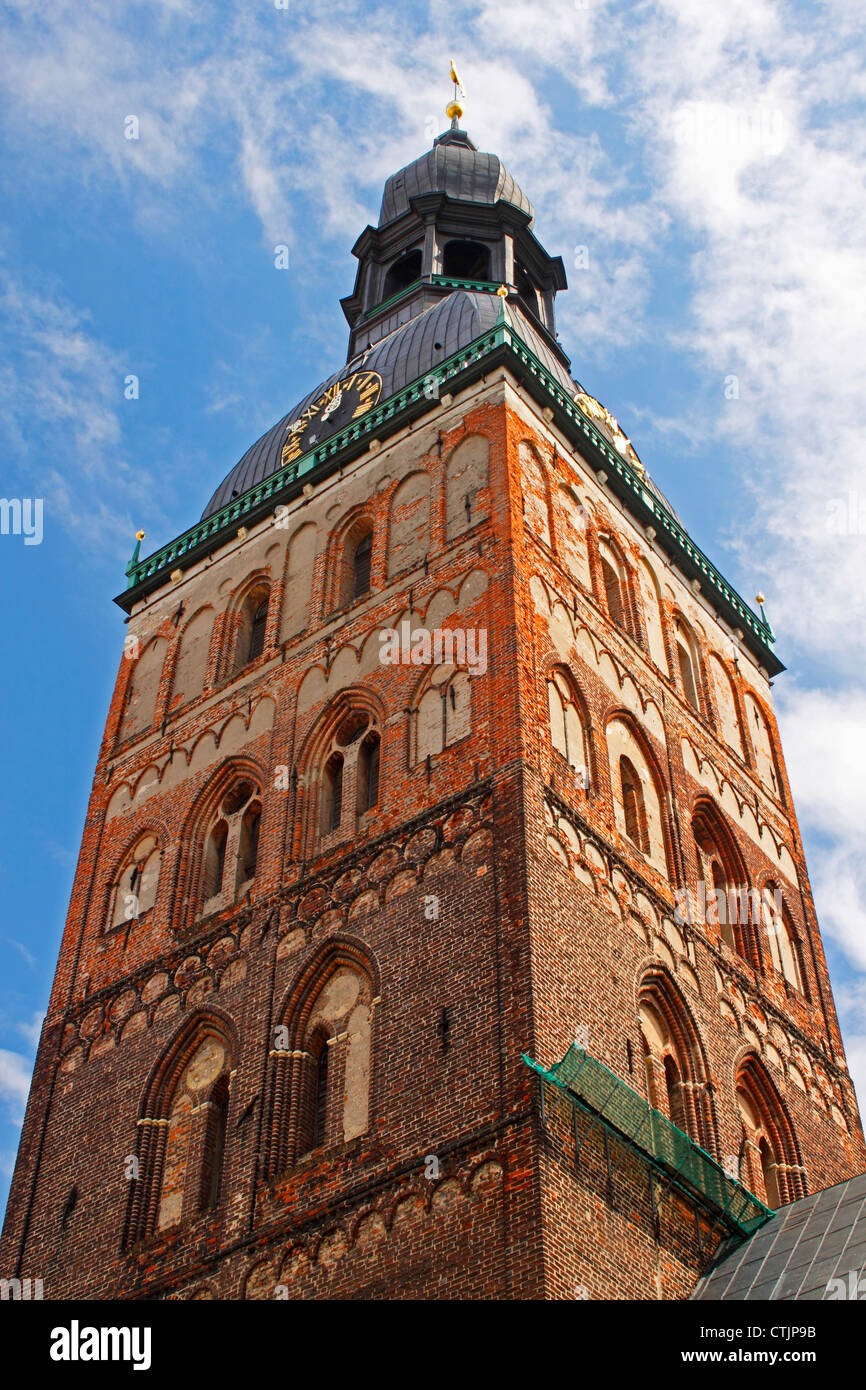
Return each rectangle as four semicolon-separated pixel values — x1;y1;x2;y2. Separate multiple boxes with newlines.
447;59;465;122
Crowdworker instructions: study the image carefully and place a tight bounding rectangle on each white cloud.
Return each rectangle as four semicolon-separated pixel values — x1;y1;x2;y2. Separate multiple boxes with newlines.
0;1050;32;1124
0;270;169;557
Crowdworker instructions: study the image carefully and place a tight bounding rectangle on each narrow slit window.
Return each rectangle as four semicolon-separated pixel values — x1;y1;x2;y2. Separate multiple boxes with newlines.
352;532;372;599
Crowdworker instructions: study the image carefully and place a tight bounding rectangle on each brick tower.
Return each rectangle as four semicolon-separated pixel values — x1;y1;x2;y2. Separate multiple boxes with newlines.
3;108;864;1303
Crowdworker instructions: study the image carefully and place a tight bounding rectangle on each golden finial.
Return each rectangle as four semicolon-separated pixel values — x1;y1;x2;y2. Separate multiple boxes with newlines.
136;529;146;542
446;59;465;122
755;591;765;605
496;284;509;298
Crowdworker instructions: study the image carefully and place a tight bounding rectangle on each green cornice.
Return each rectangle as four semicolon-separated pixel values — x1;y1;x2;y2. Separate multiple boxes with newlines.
116;319;782;676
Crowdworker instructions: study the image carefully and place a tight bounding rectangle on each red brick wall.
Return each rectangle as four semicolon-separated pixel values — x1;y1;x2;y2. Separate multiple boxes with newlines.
2;380;861;1301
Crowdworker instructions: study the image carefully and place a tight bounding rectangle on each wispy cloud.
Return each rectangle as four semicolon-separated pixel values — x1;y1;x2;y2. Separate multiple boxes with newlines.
0;1049;33;1124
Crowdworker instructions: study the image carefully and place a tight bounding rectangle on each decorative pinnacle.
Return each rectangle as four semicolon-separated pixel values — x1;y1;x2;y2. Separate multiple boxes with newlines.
446;59;465;123
754;592;775;641
128;528;146;572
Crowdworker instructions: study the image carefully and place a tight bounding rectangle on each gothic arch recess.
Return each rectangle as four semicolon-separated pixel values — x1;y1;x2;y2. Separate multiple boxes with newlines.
175;756;267;931
637;967;718;1155
123;1011;237;1247
295;688;387;856
735;1054;806;1207
264;941;378;1179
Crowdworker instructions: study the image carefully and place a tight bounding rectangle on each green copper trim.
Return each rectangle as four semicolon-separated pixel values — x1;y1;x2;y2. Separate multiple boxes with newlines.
363;274;505;321
429;274;503;294
117;317;782;674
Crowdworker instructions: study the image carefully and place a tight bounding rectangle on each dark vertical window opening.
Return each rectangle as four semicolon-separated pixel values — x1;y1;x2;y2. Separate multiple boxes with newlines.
313;1043;329;1150
601;556;625;627
383;248;422;299
678;640;699;710
352;532;372;599
359;732;380;813
621;756;649;854
324;753;344;834
199;1079;229;1213
443;239;490;281
248;597;268;662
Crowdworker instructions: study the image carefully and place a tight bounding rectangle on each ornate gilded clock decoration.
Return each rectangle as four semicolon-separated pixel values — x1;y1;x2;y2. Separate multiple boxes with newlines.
281;369;383;466
574;389;645;477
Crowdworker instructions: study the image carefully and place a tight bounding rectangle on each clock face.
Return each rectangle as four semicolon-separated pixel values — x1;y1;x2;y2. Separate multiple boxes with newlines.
281;369;383;466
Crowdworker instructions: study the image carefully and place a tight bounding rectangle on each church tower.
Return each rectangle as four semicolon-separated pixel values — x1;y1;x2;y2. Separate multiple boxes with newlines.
3;96;864;1302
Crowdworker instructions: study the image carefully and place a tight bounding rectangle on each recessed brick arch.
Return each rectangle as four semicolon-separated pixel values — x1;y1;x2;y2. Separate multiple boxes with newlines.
734;1052;806;1207
174;756;267;930
123;1008;237;1248
636;964;718;1155
265;938;379;1179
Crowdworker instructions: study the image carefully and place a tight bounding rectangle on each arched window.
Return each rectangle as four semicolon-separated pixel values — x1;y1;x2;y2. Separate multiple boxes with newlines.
198;779;262;916
265;952;375;1178
298;1027;331;1157
759;1137;780;1209
607;717;669;876
352;530;372;601
547;669;588;781
516;261;538;318
109;836;161;929
663;1054;687;1134
443;238;490;281
692;803;753;963
638;973;715;1153
248;598;268;663
598;540;628;630
311;708;382;845
358;731;380;814
234;585;270;673
199;1074;229;1213
711;859;736;952
676;620;701;711
736;1057;805;1207
413;666;472;764
124;1023;234;1246
322;752;344;834
762;886;805;993
235;801;261;892
204;821;228;903
383;248;422;300
620;756;649;853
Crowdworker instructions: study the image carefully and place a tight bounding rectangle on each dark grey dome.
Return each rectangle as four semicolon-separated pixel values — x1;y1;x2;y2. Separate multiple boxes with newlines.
200;290;570;519
379;129;534;229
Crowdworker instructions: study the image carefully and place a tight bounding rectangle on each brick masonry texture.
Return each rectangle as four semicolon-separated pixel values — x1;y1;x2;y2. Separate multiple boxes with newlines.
2;373;863;1301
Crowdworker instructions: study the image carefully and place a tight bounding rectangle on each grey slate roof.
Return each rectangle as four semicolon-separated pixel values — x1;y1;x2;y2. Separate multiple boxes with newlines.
379;135;534;228
692;1172;866;1300
200;291;571;519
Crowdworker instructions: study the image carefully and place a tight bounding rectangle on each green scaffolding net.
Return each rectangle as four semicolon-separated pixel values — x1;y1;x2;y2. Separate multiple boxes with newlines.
524;1044;773;1238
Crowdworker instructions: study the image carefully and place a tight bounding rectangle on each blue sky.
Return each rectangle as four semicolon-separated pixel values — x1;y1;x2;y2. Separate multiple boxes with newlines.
2;0;866;1219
